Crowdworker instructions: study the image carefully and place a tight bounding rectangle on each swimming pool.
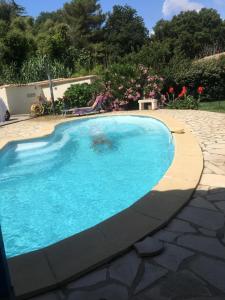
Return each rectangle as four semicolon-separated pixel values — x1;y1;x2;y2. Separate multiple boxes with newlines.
0;116;174;257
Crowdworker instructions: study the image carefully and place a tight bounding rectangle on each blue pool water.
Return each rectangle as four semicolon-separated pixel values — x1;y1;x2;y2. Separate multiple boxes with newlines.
0;116;174;257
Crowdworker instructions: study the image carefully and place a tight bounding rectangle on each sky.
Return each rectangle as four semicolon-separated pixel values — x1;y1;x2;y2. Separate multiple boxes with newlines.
17;0;225;31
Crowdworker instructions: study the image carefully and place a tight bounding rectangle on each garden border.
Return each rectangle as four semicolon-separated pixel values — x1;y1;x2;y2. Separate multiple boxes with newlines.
1;112;203;299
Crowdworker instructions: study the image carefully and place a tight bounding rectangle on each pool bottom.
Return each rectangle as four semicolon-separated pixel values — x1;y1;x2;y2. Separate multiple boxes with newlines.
1;115;174;258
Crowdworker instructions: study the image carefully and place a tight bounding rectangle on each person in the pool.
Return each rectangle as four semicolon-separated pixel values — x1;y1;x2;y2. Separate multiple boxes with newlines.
91;134;113;152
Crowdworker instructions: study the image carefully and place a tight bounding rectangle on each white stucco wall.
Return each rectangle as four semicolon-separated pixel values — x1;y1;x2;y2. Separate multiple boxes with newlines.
0;86;9;109
5;85;44;115
0;76;96;115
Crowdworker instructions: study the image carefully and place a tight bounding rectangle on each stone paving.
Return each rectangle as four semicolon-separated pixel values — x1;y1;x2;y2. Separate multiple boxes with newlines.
0;114;32;127
2;110;225;300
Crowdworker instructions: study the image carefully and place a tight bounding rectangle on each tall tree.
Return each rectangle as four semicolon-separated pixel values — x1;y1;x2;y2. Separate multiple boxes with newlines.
104;5;149;59
62;0;105;49
153;8;225;59
0;1;34;68
36;22;72;64
0;0;24;22
34;11;63;29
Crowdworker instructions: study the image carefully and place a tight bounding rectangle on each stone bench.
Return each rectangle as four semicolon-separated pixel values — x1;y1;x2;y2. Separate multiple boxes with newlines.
138;99;158;110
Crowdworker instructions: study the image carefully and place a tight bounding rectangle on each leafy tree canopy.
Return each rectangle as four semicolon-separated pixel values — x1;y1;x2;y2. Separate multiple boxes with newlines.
0;1;225;85
152;8;225;59
104;5;149;58
0;0;25;22
63;0;105;48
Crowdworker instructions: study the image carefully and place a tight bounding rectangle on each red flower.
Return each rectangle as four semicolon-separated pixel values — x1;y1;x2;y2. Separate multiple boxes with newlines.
168;87;174;94
197;86;204;94
178;86;187;98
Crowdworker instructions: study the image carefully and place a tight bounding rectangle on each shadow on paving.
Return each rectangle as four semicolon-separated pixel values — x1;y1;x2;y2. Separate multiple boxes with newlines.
0;115;32;127
21;187;225;300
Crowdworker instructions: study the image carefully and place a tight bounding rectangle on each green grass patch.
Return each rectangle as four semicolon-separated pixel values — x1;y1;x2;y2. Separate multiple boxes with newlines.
199;100;225;113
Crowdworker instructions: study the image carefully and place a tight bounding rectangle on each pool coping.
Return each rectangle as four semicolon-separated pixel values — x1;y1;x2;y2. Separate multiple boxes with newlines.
1;112;203;299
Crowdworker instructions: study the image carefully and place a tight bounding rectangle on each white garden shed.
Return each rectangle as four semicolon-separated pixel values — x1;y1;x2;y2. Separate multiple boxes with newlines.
0;75;96;115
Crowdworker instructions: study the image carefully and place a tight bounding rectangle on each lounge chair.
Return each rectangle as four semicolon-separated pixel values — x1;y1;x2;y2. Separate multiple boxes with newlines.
62;95;104;116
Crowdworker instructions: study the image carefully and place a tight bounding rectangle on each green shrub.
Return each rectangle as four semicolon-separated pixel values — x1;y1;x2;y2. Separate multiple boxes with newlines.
21;56;72;83
40;98;68;115
0;63;19;84
41;100;62;115
167;95;200;110
41;102;51;115
72;68;91;78
171;57;225;100
64;83;96;108
72;64;104;78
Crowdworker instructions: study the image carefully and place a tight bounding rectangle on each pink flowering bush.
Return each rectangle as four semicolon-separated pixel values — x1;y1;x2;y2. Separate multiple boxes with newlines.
101;63;165;110
143;75;164;99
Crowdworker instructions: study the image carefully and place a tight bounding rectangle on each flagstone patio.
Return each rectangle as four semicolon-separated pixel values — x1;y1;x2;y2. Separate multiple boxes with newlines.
1;110;225;300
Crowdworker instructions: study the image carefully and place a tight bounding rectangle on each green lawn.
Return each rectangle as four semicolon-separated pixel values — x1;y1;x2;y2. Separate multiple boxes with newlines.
199;100;225;113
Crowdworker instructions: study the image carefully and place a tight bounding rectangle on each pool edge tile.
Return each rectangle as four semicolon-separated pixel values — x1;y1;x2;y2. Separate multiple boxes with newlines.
44;227;109;285
8;250;57;299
